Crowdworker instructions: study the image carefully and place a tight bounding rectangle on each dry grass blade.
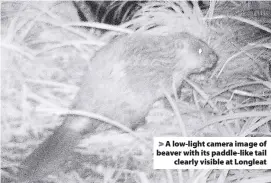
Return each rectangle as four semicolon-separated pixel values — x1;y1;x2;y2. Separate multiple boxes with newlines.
162;88;187;137
225;101;271;112
63;22;134;33
238;174;271;183
207;15;271;33
217;170;229;183
193;90;207;123
197;111;271;131
165;170;174;183
1;42;34;60
34;40;105;56
15;3;62;42
188;170;212;183
36;107;151;148
239;116;271;137
215;44;266;78
31;16;98;40
210;81;271;99
4;2;29;42
137;172;150;183
25;79;79;90
185;78;218;112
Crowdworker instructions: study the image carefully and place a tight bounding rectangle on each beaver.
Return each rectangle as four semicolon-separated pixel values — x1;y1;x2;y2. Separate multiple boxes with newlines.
18;32;218;182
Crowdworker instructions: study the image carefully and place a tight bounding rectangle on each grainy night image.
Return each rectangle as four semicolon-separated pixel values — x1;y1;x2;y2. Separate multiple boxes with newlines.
1;1;271;183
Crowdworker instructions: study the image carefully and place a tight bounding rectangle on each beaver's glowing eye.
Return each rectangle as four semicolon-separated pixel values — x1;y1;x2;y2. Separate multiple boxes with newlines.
198;48;203;54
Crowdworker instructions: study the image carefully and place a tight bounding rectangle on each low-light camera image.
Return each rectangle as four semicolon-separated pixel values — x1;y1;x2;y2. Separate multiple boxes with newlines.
1;1;271;183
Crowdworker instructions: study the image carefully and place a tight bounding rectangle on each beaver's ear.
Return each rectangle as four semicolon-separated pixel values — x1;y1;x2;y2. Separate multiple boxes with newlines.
174;41;184;50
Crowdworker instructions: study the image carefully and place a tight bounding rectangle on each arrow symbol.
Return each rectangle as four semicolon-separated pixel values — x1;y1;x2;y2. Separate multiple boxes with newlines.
159;142;164;146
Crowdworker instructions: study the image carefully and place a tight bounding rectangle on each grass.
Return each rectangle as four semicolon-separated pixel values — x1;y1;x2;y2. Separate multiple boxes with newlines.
1;1;271;183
